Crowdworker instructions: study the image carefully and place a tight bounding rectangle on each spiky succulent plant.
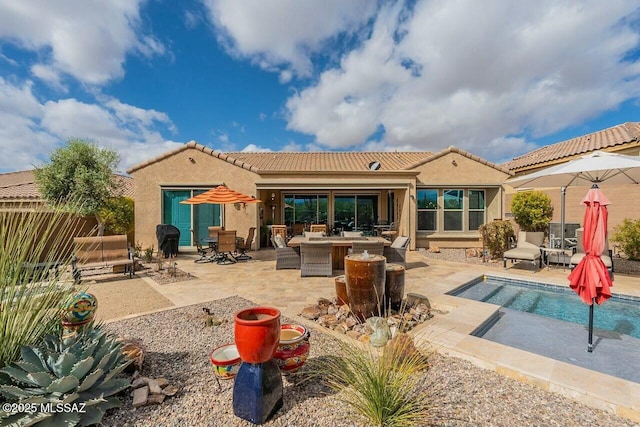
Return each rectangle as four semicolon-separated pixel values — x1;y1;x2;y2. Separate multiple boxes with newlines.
0;325;132;426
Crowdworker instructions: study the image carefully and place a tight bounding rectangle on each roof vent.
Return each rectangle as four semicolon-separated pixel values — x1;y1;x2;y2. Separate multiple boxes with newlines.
368;161;381;171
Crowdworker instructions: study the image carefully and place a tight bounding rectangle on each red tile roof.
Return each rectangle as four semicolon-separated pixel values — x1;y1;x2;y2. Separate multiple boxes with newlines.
504;122;640;172
0;170;134;201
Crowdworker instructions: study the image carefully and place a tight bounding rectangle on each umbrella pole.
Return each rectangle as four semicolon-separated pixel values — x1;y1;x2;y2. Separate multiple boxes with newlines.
560;186;566;250
588;298;594;352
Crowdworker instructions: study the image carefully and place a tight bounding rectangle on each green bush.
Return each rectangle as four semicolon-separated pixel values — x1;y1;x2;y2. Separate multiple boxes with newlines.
479;220;515;259
0;324;131;426
510;191;553;232
100;196;134;235
612;218;640;260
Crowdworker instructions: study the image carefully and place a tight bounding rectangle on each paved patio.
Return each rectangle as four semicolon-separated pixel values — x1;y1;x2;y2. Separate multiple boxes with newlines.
109;248;640;422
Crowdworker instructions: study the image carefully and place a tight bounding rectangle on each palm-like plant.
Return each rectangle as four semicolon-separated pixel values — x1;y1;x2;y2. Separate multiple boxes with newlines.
313;333;432;427
0;202;90;368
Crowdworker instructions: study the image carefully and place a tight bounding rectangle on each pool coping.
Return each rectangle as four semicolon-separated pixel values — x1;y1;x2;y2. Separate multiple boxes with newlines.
414;271;640;423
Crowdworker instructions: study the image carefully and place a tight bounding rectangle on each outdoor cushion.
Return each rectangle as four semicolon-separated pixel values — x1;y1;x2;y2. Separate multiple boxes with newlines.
274;234;286;248
342;231;363;237
391;236;410;249
503;247;540;261
304;231;326;238
570;253;613;268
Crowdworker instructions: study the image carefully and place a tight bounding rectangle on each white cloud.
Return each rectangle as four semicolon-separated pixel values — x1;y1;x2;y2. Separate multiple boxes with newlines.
203;0;377;78
0;77;181;173
0;0;164;85
279;0;640;161
241;144;272;152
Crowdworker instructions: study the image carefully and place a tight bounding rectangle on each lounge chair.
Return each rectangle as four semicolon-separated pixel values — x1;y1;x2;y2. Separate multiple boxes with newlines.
272;235;301;270
235;227;256;260
503;231;543;272
300;241;333;277
384;236;410;267
569;228;614;275
350;241;384;256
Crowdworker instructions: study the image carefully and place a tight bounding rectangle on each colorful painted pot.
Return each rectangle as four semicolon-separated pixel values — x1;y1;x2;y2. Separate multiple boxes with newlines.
234;306;281;364
210;344;241;379
61;291;98;328
274;324;311;373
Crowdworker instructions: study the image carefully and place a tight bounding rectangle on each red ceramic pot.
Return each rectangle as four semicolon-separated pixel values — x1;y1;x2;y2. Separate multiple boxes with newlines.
274;324;310;373
234;306;281;363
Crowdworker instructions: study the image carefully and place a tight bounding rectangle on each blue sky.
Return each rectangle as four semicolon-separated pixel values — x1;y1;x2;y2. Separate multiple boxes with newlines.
0;0;639;174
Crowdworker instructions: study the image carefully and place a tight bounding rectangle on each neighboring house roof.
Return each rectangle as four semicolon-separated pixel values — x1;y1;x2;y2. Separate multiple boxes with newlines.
504;122;640;172
404;146;512;175
0;170;135;201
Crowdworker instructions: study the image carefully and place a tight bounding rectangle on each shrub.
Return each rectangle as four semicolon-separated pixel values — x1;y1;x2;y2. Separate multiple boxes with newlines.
0;202;88;369
144;245;155;263
510;191;553;232
0;324;131;426
479;220;515;259
100;196;134;235
311;333;431;427
612;218;640;260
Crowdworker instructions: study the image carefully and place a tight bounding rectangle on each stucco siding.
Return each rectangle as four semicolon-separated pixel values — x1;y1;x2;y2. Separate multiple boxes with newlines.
132;148;259;250
415;152;509;185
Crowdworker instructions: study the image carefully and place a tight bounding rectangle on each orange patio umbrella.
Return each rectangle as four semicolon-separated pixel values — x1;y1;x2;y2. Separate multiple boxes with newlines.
568;185;613;352
180;185;262;205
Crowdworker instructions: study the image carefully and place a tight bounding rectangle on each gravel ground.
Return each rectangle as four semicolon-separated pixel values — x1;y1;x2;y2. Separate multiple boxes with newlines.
100;296;638;427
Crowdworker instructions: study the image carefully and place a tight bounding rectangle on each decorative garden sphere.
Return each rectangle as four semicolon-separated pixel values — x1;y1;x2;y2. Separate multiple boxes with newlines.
61;291;98;327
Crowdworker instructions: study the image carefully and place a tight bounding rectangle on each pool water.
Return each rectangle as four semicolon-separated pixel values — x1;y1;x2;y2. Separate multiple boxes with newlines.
449;275;640;340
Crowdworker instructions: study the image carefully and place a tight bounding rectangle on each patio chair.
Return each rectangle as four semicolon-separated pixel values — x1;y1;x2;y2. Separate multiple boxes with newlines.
216;230;237;264
300;241;333;277
235;227;256;261
190;229;216;263
341;230;363;237
384;236;410;267
309;224;327;234
271;225;288;242
350;240;384;256
304;231;326;238
503;231;543;272
380;222;398;241
291;223;306;236
569;228;614;275
271;235;301;270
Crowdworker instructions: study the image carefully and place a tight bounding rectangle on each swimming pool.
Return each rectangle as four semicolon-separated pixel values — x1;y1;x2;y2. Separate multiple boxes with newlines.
449;275;640;340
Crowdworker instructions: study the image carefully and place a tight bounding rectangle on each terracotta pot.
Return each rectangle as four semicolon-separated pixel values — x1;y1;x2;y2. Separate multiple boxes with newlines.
274;324;310;373
234;306;281;363
344;254;386;321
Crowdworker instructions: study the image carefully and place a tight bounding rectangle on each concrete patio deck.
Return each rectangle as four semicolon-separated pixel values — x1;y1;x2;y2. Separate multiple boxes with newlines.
109;249;640;422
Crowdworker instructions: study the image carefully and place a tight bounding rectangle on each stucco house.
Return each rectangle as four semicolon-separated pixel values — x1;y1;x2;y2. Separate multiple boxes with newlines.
127;142;511;251
502;122;640;241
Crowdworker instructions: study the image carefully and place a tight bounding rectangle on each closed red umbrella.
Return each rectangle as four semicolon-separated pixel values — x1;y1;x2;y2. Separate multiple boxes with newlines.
567;185;613;352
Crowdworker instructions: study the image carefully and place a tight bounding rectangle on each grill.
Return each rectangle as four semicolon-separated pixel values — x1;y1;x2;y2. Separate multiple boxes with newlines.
156;224;180;258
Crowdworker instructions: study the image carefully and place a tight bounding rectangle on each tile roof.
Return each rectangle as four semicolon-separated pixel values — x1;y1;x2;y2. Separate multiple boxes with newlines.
404;146;512;175
504;122;640;172
127;141;432;173
0;170;134;201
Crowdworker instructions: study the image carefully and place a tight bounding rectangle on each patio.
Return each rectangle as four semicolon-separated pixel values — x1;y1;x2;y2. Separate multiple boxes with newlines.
92;248;640;423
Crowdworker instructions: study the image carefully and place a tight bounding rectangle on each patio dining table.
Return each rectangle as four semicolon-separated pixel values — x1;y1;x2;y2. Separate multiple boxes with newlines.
287;236;390;270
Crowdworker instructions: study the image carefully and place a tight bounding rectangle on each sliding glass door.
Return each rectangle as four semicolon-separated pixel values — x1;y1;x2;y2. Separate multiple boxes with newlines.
162;189;222;246
334;195;378;233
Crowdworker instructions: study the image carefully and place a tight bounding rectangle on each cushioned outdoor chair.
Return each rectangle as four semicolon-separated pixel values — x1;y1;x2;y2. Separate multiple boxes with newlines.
503;231;543;272
309;224;327;234
380;222;398;241
271;225;288;242
569;228;614;275
341;230;363;237
384;236;410;267
235;227;256;261
291;223;306;236
272;235;301;270
350;241;385;256
300;241;333;277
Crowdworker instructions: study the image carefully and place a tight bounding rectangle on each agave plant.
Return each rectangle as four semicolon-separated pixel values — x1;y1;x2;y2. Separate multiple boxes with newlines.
0;325;132;426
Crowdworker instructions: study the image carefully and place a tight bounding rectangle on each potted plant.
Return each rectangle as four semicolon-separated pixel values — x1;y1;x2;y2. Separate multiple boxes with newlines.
510;191;553;246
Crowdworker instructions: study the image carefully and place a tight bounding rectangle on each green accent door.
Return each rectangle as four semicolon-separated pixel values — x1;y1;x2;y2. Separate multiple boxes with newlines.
162;190;192;246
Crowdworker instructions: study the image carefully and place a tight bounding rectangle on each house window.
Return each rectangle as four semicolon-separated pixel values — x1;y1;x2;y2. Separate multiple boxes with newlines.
443;189;464;231
468;190;485;231
417;189;438;231
283;194;328;226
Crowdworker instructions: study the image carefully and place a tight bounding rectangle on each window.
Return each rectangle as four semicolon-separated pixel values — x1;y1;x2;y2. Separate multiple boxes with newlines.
162;189;222;246
468;190;485;231
443;189;464;231
417;189;437;231
283;194;328;226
